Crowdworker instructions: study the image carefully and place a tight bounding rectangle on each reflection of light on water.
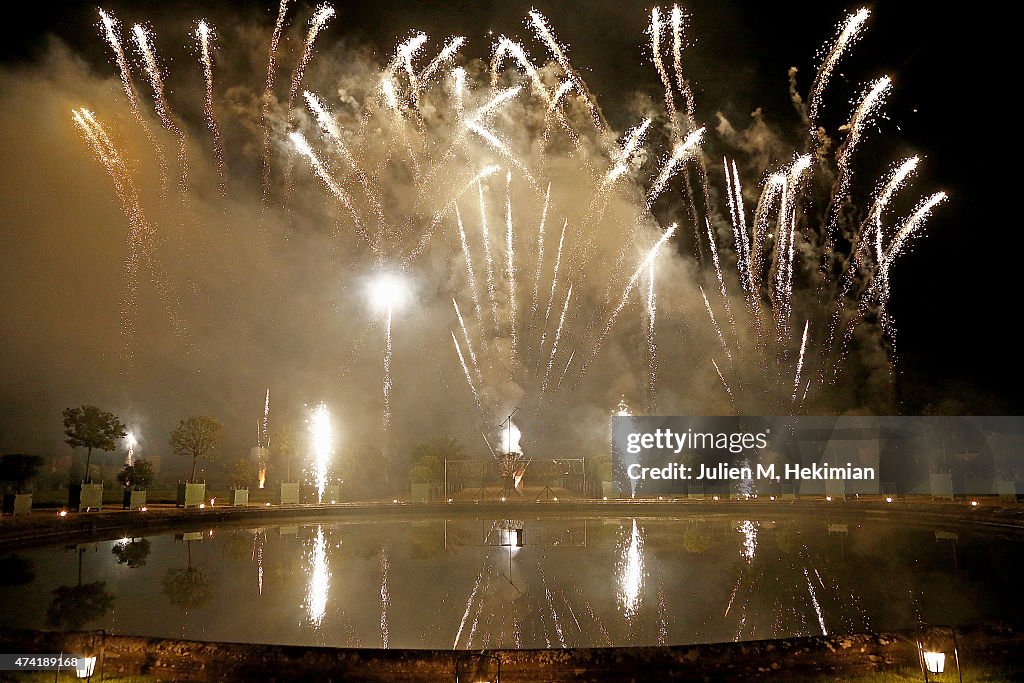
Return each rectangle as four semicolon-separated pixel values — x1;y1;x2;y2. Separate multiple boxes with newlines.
380;552;390;648
803;566;827;635
306;526;329;627
617;519;644;619
738;520;758;562
737;458;756;498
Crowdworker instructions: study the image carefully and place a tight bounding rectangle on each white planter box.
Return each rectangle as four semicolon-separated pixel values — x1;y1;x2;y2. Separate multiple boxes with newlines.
232;489;249;506
2;493;33;515
280;482;300;505
124;489;147;510
177;482;207;508
80;483;103;512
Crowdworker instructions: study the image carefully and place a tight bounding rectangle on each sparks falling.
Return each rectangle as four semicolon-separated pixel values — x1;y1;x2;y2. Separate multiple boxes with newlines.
195;20;226;195
309;403;332;503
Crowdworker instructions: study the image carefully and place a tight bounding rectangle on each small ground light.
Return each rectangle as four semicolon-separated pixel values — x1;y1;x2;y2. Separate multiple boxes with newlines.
970;500;979;507
393;499;398;503
448;498;453;503
75;655;97;678
886;496;894;503
553;497;558;501
265;502;271;507
501;497;506;501
712;495;719;501
826;496;833;502
140;506;148;512
58;510;68;518
199;503;206;509
922;651;945;674
603;496;608;500
769;495;776;501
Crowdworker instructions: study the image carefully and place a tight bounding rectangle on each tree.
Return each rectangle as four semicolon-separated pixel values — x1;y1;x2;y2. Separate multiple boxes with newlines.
169;416;224;483
0;453;43;493
270;426;298;482
162;562;212;611
116;459;155;490
111;538;151;568
45;581;115;630
62;405;126;483
45;547;114;631
225;458;253;489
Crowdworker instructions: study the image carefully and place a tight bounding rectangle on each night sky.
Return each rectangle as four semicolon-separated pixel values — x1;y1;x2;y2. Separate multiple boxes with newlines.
0;1;1016;468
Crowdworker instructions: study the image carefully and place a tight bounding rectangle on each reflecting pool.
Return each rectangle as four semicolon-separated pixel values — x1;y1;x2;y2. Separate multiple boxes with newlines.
2;514;1022;649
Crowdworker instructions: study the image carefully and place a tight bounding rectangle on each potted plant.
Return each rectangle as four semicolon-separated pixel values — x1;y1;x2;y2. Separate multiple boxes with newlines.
169;416;223;508
1;454;42;515
271;427;300;505
117;459;154;510
409;465;432;502
62;405;127;512
226;459;252;505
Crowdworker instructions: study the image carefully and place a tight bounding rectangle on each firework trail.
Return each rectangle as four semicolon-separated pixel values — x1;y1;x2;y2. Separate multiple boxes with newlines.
261;388;271;446
97;9;169;194
530;183;551;320
452;66;466;114
700;286;733;363
751;173;786;282
478;181;500;335
420;36;466;83
670;5;697;128
454;204;485;326
647;127;704;206
195;20;226;195
557;348;575;389
131;24;189;194
808;8;871;123
603;119;651;187
646;261;657;407
872;157;920;263
873;192;948;331
452;331;484;413
540;219;568;348
260;0;290;198
541;283;573;395
383;307;394;431
826;76;892;242
772;155;812;337
505;172;519;358
72;109;188;353
793;321;809;402
725;159;754;296
528;10;605;131
304;90;386;236
289;132;374;249
581;225;677;380
650;8;681;140
452;299;480;372
287;4;335;117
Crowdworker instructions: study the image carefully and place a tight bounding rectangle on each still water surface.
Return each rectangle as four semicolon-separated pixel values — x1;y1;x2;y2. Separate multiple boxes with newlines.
1;514;1021;648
